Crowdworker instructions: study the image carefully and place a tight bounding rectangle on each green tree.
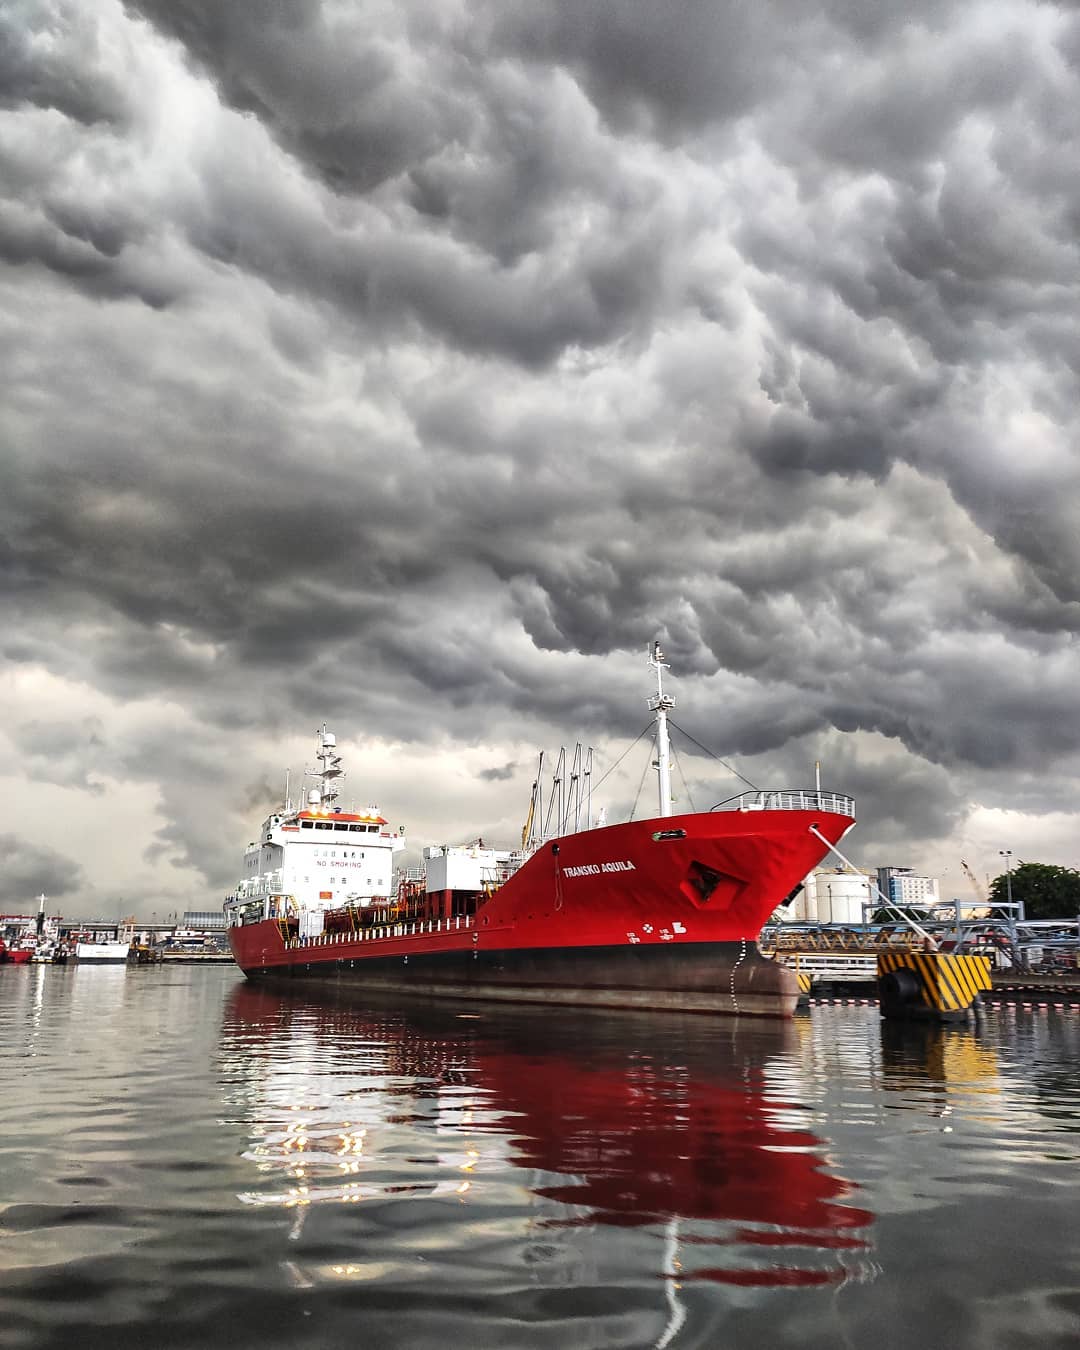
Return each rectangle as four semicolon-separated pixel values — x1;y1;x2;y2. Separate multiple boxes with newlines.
989;862;1080;920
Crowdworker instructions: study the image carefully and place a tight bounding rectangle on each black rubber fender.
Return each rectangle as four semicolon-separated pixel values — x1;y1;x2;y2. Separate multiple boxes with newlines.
878;966;921;1005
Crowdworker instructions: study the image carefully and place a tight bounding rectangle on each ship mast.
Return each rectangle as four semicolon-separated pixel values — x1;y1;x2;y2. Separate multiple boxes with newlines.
306;725;344;810
647;641;675;817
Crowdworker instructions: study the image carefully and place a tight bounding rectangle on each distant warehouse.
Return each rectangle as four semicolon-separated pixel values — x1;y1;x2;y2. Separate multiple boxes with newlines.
182;911;227;931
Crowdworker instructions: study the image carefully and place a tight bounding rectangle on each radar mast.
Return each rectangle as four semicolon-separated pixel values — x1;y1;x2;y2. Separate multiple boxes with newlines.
306;724;344;810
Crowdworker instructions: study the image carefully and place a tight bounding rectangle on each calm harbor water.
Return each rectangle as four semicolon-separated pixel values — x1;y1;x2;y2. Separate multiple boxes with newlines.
1;965;1077;1350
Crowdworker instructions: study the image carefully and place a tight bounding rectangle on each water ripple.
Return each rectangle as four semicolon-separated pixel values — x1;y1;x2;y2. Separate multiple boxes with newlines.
0;968;1077;1348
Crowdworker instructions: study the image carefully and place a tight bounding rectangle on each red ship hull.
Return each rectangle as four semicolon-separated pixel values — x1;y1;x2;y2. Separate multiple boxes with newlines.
229;806;853;1017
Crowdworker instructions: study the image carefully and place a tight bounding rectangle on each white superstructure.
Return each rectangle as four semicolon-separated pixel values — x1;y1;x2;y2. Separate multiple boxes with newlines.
225;726;406;933
422;844;522;894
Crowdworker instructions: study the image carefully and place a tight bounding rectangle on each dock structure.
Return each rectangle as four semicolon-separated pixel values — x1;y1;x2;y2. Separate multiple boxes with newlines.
766;924;924;997
766;901;1079;1008
877;950;992;1021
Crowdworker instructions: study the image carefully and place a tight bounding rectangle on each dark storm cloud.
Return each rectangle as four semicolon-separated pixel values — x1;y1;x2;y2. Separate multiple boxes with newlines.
0;5;129;125
736;731;968;853
0;205;173;308
479;763;517;782
0;832;84;905
111;0;691;363
480;1;968;140
7;718;108;793
3;0;1080;907
124;0;465;193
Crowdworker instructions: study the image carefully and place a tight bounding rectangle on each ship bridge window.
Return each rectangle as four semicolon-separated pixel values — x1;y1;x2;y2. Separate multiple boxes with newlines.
301;821;314;830
315;821;332;831
334;823;349;832
348;824;364;833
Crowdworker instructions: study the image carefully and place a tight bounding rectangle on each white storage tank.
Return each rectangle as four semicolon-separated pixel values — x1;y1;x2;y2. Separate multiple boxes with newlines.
790;881;817;924
805;869;874;925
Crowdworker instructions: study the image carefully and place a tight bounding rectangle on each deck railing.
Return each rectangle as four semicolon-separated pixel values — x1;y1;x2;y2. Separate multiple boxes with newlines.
776;953;878;982
287;914;475;951
712;789;855;817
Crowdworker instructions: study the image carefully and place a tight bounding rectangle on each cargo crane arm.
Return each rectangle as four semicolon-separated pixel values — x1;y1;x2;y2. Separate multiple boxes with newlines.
960;859;987;905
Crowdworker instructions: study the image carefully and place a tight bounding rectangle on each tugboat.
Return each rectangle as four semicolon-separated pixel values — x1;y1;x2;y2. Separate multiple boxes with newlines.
225;646;857;1017
31;942;68;965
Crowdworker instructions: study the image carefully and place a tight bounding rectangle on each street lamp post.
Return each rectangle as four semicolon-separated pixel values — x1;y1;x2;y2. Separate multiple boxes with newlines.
999;849;1019;969
999;850;1013;907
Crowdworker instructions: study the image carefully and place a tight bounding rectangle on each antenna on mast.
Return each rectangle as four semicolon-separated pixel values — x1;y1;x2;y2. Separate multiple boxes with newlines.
647;640;675;818
306;724;345;810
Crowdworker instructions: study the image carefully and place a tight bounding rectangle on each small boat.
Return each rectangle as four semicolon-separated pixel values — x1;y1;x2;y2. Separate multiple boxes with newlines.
31;942;67;965
5;897;63;965
75;940;132;964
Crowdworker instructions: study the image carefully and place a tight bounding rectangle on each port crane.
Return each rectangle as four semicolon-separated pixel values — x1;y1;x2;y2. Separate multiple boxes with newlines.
960;859;988;907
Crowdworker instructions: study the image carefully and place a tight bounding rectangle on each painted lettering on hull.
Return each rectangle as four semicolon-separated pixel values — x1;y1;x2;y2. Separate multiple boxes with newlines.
563;860;636;878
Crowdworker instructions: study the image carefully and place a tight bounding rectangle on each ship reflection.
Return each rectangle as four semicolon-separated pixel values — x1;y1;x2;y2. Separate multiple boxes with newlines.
221;985;875;1290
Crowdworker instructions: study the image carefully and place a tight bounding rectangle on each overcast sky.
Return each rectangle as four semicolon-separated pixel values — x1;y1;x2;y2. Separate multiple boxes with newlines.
3;0;1080;920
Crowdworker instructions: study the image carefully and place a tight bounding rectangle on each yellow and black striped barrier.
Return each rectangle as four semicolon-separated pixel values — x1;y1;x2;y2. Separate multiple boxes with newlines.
796;971;814;996
877;950;992;1020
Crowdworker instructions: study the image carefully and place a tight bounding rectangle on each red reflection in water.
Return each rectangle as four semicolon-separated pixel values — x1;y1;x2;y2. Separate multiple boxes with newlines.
729;1227;870;1250
475;1037;874;1285
685;1266;844;1287
479;1051;868;1220
225;985;874;1287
